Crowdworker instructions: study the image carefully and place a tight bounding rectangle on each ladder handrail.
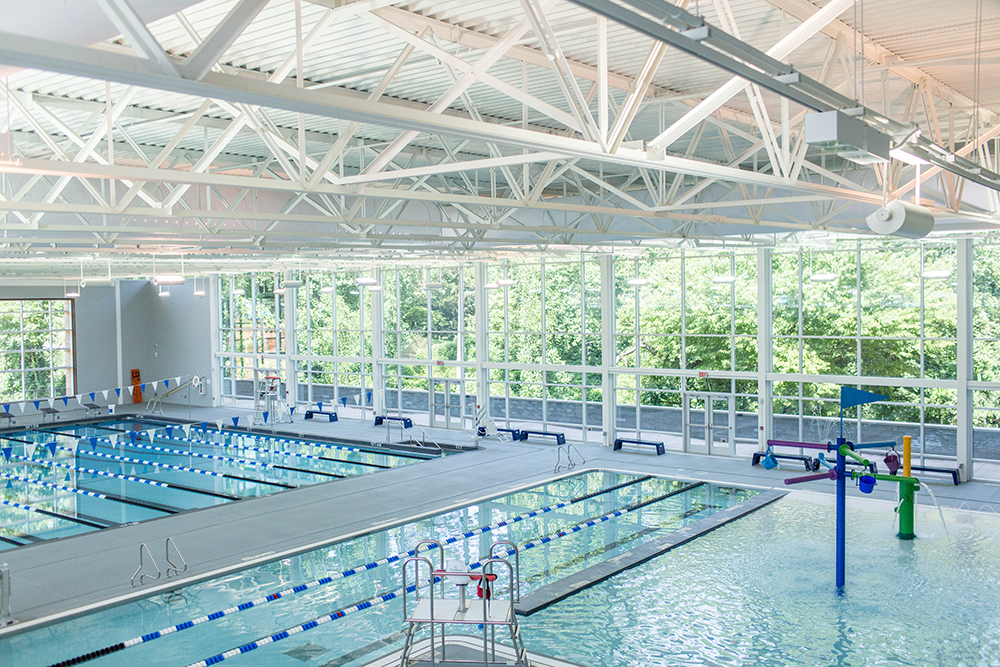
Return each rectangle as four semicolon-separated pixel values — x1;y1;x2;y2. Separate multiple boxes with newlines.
165;537;187;578
131;543;162;587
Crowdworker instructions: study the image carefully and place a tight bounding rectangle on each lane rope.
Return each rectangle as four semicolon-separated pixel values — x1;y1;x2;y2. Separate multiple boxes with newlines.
45;474;655;667
182;481;704;667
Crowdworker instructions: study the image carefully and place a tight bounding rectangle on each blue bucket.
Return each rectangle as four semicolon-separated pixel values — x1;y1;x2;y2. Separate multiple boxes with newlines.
858;474;876;494
761;452;778;470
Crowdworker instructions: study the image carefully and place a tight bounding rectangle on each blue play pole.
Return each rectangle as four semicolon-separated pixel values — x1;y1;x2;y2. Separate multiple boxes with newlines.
835;436;846;591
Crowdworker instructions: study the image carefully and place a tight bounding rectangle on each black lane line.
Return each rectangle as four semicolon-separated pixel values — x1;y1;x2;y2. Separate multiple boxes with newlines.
65;440;298;491
33;507;110;530
63;456;243;501
0;534;26;547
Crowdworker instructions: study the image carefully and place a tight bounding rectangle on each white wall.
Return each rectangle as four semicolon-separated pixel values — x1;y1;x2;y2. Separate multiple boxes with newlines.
147;280;215;407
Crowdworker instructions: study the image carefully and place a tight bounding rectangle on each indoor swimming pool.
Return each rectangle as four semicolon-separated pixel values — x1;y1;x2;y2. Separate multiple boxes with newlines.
4;470;997;667
0;417;434;549
0;471;754;666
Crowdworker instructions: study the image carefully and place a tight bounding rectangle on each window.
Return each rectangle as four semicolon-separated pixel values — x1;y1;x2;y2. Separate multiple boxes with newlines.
0;299;75;401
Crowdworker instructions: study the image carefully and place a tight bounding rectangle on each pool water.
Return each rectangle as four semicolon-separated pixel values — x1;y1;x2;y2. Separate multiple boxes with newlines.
0;471;754;667
0;418;430;548
525;494;1000;667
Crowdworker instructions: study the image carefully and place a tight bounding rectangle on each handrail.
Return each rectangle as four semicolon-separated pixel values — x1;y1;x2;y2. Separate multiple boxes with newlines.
554;444;585;473
0;563;11;626
165;537;188;578
402;423;444;455
131;543;162;587
146;375;205;416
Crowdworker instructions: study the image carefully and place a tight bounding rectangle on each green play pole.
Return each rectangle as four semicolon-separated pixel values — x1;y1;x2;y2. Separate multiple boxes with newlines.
850;471;920;540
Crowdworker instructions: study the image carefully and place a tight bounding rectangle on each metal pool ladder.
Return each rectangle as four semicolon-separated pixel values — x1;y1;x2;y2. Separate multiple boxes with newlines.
400;539;528;666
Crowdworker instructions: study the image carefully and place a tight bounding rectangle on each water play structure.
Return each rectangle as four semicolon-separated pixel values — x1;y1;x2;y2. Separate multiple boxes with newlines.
770;386;921;590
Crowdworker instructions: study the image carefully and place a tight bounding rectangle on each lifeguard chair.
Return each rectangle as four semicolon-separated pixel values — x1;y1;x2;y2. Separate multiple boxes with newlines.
399;539;528;666
252;369;292;426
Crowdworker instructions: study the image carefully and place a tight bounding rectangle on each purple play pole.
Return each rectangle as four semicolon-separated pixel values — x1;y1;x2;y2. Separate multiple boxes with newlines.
766;439;828;451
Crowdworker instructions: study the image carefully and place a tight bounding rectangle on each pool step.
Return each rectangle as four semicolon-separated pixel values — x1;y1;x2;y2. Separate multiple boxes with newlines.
514;488;788;615
360;635;585;667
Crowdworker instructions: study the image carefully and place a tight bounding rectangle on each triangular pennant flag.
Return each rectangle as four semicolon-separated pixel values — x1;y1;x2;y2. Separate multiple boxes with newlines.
2;404;8;414
75;394;83;405
146;429;156;443
183;424;192;438
130;466;137;476
46;442;56;457
263;411;269;423
89;437;98;450
140;383;146;393
90;392;96;402
840;386;889;410
1;448;10;461
200;422;208;429
215;419;224;431
164;379;170;389
231;416;239;428
129;431;137;444
110;433;119;445
289;406;295;414
113;388;120;398
46;398;54;409
165;426;174;437
4;480;10;490
64;473;71;482
317;402;323;410
62;396;69;406
340;397;348;408
26;443;36;458
175;376;182;386
16;402;25;413
33;400;41;411
142;464;148;474
152;381;158;392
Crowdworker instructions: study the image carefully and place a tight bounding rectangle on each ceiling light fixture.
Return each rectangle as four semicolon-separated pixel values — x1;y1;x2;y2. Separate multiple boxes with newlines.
355;276;377;286
485;282;501;290
809;272;838;283
232;288;246;297
320;285;335;293
154;274;185;285
63;280;79;299
425;281;444;291
712;275;736;284
626;277;649;287
192;275;205;297
921;269;952;280
367;284;383;292
497;278;515;287
274;287;286;295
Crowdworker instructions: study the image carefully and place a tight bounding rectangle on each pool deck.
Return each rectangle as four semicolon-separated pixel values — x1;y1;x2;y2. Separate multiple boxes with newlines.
2;403;1000;636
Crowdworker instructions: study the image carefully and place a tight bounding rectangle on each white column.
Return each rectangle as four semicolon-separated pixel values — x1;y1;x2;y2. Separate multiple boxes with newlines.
757;247;773;450
957;238;973;481
474;262;489;415
115;278;123;388
208;275;221;407
600;254;616;447
284;284;297;408
372;268;386;415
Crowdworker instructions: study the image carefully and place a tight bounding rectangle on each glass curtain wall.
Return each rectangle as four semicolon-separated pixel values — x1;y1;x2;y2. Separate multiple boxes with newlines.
613;251;759;455
0;299;75;402
485;257;603;442
214;238;1000;480
771;243;958;466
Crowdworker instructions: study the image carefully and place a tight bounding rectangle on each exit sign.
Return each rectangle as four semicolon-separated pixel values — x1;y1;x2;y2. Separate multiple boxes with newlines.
698;372;707;378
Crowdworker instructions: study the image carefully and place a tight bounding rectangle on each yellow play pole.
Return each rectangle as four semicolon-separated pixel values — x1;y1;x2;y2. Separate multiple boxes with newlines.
903;435;911;477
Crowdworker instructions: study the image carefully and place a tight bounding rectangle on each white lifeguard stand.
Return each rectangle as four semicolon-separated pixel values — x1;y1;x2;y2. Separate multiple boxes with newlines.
252;369;292;426
399;539;528;667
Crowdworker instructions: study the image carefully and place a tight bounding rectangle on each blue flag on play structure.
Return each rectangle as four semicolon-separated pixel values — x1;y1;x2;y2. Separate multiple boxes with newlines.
840;386;888;409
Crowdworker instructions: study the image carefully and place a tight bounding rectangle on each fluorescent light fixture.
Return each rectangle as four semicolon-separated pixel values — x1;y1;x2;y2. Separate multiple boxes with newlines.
154;274;186;285
485;282;501;290
282;280;303;288
232;288;246;296
64;288;80;298
320;285;335;293
809;272;838;283
626;277;649;287
890;147;930;166
158;284;171;297
367;284;383;292
350;289;360;295
712;275;736;284
425;281;444;290
921;269;951;280
274;288;286;295
193;289;206;297
355;276;377;286
497;278;515;287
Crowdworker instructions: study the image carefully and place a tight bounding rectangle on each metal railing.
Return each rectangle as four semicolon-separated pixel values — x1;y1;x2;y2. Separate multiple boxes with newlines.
1;563;12;625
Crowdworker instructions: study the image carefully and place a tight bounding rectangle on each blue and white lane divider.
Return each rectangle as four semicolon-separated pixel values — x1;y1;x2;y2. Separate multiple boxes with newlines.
85;436;276;472
0;471;110;501
5;451;172;488
53;443;230;479
0;497;106;529
45;475;654;667
161;434;364;471
181;481;701;667
190;426;421;460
